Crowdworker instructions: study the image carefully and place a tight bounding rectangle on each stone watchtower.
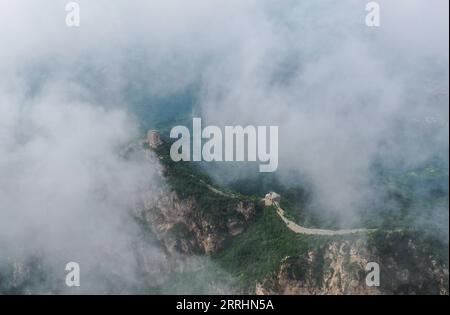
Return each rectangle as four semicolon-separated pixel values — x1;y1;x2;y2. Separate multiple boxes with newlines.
264;192;281;206
148;130;162;148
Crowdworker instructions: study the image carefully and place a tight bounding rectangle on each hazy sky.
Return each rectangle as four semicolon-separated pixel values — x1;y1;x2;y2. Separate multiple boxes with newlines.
0;0;448;291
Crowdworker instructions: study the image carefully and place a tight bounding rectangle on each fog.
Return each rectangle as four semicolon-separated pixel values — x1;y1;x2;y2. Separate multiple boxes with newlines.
0;0;448;292
198;0;448;223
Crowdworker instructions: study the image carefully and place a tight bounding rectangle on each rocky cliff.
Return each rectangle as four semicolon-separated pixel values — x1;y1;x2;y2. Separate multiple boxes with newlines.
256;236;449;295
139;188;257;255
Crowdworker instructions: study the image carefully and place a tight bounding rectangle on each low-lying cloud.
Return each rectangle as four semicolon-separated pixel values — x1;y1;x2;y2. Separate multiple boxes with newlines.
0;0;448;292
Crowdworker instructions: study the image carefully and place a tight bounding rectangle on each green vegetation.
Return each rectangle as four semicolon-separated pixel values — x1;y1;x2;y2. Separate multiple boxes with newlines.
360;159;449;232
144;139;448;293
367;229;449;294
148;141;337;292
225;172;286;198
368;229;449;267
212;206;332;292
225;157;449;232
154;140;253;229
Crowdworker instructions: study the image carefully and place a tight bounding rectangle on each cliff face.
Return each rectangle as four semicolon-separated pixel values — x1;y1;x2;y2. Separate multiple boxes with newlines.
139;189;257;255
256;239;449;295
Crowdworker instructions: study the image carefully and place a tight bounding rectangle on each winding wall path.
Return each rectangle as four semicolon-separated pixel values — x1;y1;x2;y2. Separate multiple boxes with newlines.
273;202;374;236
